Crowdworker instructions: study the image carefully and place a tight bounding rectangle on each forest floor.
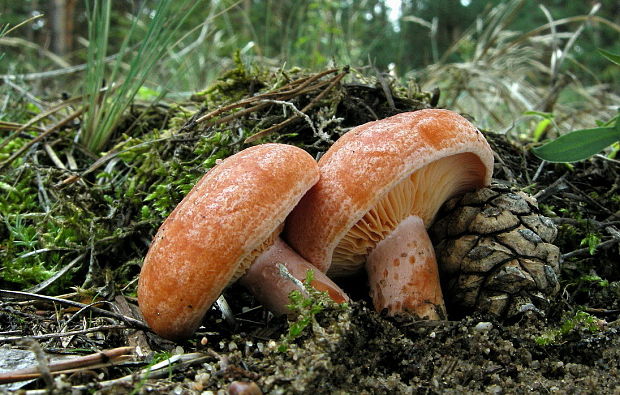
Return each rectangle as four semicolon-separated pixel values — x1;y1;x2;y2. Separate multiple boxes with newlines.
1;66;619;393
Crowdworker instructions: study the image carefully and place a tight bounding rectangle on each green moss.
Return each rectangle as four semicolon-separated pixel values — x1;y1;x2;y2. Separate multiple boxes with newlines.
580;233;602;255
535;311;602;346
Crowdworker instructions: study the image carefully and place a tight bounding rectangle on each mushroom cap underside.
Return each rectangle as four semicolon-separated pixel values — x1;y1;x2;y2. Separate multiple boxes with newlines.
138;143;319;340
285;109;494;276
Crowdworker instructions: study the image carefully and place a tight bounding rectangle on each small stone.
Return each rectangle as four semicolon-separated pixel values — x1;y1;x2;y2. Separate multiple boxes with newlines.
228;381;262;395
487;384;503;395
474;321;493;331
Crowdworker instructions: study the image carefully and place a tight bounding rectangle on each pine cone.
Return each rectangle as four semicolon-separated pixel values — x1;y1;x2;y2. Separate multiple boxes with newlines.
430;184;561;318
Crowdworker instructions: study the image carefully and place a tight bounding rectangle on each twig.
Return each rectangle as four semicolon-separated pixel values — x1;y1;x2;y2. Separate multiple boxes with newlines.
43;143;67;169
24;338;53;388
533;173;567;202
113;295;152;357
55;136;171;187
64;352;209;392
584;307;620;315
0;290;149;331
0;325;129;343
565;179;615;216
202;79;335;130
277;263;308;297
0;107;85;171
2;78;46;110
374;68;395;110
216;295;237;328
195;68;339;125
0;120;45;133
531;160;546;182
0;346;134;384
33;153;50;212
258;99;319;136
551;217;620;229
245;68;349;143
561;238;619;260
605;226;620;242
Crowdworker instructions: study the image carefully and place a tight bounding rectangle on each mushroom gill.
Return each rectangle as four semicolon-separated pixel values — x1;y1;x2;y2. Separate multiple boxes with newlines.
232;224;284;282
330;152;488;277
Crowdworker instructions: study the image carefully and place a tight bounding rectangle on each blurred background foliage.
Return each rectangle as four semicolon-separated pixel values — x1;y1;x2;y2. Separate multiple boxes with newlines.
1;0;619;132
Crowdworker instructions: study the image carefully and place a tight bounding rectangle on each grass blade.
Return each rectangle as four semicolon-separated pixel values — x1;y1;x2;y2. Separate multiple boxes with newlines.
81;0;202;153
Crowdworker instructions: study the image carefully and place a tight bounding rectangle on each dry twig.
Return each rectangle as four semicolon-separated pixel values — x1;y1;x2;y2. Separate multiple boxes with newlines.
0;325;129;343
0;346;134;384
0;289;149;331
0;107;85;170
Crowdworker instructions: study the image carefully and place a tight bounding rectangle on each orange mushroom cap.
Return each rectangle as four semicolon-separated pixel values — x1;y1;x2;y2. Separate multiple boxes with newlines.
138;144;320;340
287;109;494;275
285;109;494;317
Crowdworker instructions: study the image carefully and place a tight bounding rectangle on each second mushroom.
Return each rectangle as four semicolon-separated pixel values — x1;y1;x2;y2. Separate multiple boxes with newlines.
286;109;494;319
138;143;348;340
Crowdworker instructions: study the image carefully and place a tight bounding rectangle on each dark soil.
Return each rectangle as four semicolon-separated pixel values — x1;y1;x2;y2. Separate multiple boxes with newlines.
1;66;619;393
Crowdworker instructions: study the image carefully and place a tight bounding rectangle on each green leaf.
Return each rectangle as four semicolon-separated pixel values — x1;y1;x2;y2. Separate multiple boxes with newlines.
599;48;620;66
532;125;620;163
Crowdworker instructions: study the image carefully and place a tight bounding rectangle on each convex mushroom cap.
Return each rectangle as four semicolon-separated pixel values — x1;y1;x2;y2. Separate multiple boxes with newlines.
286;109;494;318
138;143;347;340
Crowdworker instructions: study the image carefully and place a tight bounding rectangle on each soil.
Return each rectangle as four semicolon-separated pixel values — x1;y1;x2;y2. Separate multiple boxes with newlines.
1;67;619;394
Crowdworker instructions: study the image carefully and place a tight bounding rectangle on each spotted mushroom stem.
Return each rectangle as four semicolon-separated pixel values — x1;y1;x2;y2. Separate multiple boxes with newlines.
240;237;349;316
366;215;447;320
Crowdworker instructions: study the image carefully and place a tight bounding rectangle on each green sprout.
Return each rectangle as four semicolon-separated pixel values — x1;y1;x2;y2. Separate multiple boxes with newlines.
278;268;347;352
580;233;602;255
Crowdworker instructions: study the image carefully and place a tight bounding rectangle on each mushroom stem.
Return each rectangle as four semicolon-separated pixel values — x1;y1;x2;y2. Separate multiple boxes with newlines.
366;215;446;319
240;237;349;315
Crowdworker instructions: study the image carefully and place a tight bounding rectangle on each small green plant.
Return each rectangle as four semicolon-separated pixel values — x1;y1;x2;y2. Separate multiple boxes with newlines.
532;50;620;163
580;233;602;255
535;310;602;346
525;111;555;143
579;274;609;288
278;269;347;352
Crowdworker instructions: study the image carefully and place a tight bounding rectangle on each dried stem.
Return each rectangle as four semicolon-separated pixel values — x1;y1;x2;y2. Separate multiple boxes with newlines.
0;107;85;170
0;289;149;331
0;324;130;343
0;346;134;384
245;69;349;143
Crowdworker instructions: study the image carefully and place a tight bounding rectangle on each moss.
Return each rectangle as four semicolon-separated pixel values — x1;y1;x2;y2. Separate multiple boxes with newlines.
536;311;603;346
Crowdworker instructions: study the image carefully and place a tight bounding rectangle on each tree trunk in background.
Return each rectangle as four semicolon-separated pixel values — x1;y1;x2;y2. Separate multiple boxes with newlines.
65;0;77;54
51;0;76;56
51;0;66;55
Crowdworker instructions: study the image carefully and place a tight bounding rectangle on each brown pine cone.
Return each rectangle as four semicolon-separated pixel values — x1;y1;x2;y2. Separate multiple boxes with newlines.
430;184;561;318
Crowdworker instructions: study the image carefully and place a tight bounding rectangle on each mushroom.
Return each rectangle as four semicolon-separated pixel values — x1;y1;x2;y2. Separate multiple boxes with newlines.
138;143;348;340
286;109;494;319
